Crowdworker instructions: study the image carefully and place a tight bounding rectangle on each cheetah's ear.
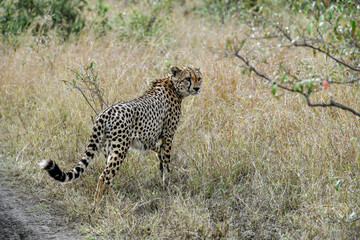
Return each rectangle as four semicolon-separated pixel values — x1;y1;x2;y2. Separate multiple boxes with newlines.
195;67;200;72
171;66;180;76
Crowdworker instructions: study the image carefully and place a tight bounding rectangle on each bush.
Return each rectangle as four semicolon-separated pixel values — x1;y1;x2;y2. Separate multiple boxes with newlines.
0;0;88;40
115;1;173;43
196;0;258;23
235;0;360;116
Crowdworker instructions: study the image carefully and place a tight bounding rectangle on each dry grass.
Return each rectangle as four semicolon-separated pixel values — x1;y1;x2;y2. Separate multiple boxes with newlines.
1;2;360;239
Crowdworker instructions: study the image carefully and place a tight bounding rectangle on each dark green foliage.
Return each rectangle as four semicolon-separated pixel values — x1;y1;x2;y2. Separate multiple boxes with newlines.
257;0;360;92
115;1;173;42
196;0;257;23
234;0;360;116
91;0;111;36
0;0;88;40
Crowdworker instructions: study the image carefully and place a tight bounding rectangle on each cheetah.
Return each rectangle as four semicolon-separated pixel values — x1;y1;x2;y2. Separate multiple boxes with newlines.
39;66;202;205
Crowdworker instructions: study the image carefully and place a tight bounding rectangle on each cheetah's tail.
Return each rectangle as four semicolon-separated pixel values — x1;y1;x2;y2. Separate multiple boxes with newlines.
39;157;90;183
39;120;104;183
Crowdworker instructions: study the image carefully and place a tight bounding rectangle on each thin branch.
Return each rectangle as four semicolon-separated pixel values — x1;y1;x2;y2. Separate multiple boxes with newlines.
84;70;98;111
269;21;360;72
293;41;360;72
234;51;360;117
273;23;292;41
70;70;95;111
88;66;109;111
328;77;360;85
61;80;98;115
235;50;300;93
66;65;110;116
304;95;360;116
248;35;282;40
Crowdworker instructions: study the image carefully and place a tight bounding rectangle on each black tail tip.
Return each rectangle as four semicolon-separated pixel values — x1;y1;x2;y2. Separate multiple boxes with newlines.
39;159;54;171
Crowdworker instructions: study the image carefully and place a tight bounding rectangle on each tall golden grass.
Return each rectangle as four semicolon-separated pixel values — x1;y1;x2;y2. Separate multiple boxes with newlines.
1;2;359;239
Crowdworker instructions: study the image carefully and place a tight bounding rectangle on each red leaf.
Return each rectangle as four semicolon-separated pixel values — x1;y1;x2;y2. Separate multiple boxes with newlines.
322;80;329;89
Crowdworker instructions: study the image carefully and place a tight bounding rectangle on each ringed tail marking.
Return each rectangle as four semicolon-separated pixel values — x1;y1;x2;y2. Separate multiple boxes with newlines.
39;119;104;183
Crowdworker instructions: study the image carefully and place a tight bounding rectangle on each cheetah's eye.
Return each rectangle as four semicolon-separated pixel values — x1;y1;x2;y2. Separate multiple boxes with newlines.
198;78;202;83
185;77;191;82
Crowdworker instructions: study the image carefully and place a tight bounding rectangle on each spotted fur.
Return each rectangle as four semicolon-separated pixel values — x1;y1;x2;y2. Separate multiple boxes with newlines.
40;66;202;202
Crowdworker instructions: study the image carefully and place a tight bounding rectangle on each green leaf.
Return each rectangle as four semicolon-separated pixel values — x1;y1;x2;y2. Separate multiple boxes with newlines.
242;69;247;75
322;23;326;34
335;180;341;191
240;39;246;47
307;22;313;35
281;74;287;83
301;1;307;9
272;84;277;96
306;81;312;95
334;26;340;40
306;81;312;89
294;4;299;15
328;10;333;21
351;19;356;35
337;4;342;12
313;49;317;57
304;4;309;14
336;15;342;24
263;21;267;29
294;82;300;91
164;60;172;67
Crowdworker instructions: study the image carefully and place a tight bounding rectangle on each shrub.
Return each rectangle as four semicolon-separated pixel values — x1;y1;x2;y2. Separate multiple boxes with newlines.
0;0;88;40
115;1;173;42
235;0;360;115
196;0;258;23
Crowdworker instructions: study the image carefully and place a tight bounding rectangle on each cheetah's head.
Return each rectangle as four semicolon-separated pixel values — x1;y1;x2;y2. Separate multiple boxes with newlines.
170;66;202;97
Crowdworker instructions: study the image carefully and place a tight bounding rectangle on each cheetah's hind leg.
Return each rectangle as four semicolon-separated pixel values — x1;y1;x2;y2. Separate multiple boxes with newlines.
92;145;128;212
92;175;105;212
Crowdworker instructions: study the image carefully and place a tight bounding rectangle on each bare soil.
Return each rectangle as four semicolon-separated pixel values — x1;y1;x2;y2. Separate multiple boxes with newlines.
0;173;82;240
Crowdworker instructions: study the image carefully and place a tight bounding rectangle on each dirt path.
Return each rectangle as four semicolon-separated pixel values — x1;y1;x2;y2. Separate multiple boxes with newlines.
0;174;82;240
